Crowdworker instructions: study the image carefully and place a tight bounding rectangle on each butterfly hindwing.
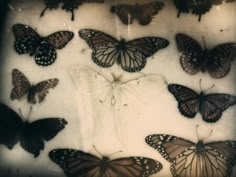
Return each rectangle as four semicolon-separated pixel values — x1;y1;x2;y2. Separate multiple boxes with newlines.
49;149;162;177
0;103;23;149
20;118;67;157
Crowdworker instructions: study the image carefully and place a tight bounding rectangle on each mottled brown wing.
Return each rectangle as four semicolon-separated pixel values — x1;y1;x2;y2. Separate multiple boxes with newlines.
111;4;135;25
10;69;31;101
35;78;59;103
46;31;74;49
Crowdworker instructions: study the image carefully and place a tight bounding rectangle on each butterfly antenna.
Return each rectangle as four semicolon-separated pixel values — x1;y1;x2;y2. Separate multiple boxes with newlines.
199;78;203;92
18;108;24;118
198;15;202;22
203;129;213;141
177;10;181;18
40;7;48;17
93;145;103;157
196;124;201;140
108;150;123;158
27;106;33;120
202;36;206;49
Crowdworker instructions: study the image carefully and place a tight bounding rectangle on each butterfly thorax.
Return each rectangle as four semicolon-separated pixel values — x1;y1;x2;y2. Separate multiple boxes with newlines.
116;39;127;65
29;38;42;56
201;49;210;72
27;85;37;104
100;156;110;176
196;140;207;153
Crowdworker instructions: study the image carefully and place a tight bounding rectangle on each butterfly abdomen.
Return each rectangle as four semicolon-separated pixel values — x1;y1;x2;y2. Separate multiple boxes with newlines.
116;39;127;65
27;85;37;104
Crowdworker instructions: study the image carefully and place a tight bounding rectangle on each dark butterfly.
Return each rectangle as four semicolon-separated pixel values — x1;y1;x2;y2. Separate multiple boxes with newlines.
41;0;104;21
79;29;169;73
12;23;74;66
49;148;163;177
173;0;236;21
168;83;236;123
111;1;164;25
145;134;236;177
0;103;67;157
11;68;59;104
176;33;236;78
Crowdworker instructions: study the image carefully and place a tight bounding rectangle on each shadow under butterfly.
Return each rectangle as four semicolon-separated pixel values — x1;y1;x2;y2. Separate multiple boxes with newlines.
49;148;163;177
0;103;67;157
40;0;104;21
173;0;236;21
12;23;74;66
168;83;236;123
145;132;236;177
79;29;169;73
175;33;236;79
11;68;59;104
111;1;164;25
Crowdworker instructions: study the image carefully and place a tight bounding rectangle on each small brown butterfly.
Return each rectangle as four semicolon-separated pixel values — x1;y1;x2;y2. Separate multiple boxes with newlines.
10;68;59;104
111;1;164;25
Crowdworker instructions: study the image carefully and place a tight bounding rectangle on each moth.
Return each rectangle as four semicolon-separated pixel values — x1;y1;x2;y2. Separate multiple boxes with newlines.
11;68;59;104
0;103;67;157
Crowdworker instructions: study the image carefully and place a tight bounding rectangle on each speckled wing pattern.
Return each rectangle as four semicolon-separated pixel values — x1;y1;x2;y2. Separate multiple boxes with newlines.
79;29;169;72
12;23;74;66
11;68;59;104
49;148;163;177
111;1;164;25
175;33;236;78
168;84;236;123
145;134;236;177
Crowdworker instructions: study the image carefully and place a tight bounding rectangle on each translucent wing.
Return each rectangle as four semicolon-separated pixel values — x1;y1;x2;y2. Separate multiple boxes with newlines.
138;1;164;25
12;24;41;55
175;33;204;75
206;43;236;78
171;145;232;177
200;93;236;122
0;103;23;149
145;134;195;162
122;37;169;72
10;68;31;101
20;118;67;157
40;0;61;17
111;4;135;25
79;29;120;68
35;78;59;103
49;149;162;177
168;84;199;118
46;31;74;49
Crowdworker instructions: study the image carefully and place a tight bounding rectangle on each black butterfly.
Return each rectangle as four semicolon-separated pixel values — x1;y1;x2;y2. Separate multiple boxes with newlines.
111;1;164;25
0;103;67;157
145;134;236;177
11;68;59;104
12;23;74;66
168;83;236;123
40;0;104;21
175;33;236;78
79;29;169;72
173;0;236;21
49;148;163;177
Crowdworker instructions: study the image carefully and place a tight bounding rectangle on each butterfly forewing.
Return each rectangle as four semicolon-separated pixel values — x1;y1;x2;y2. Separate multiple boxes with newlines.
11;69;31;101
46;31;74;49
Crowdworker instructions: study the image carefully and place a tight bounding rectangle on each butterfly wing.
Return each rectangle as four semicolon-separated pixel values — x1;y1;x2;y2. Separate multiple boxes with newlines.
79;29;120;68
168;84;200;118
173;0;191;17
49;149;102;177
11;68;31;101
200;93;236;122
145;134;195;162
138;1;164;25
46;31;74;49
206;43;236;78
34;78;59;103
20;118;67;157
122;37;169;72
176;33;204;75
12;24;41;55
0;103;23;149
111;4;135;25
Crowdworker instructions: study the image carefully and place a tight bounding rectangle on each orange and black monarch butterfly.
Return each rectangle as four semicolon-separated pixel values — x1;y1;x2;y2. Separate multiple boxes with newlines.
145;134;236;177
111;1;164;25
49;148;163;177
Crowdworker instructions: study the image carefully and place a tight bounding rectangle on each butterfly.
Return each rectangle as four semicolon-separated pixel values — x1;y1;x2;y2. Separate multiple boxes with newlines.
40;0;104;21
168;83;236;123
175;33;236;78
173;0;236;21
0;103;67;157
145;134;236;177
79;29;169;72
111;1;164;25
49;148;163;177
11;68;59;104
12;23;74;66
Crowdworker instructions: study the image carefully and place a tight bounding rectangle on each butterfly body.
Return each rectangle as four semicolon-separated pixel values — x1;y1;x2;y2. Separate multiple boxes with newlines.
168;84;236;122
0;103;67;157
145;134;236;177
